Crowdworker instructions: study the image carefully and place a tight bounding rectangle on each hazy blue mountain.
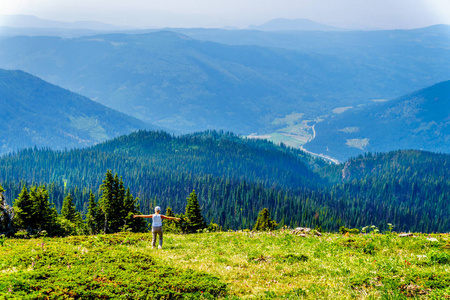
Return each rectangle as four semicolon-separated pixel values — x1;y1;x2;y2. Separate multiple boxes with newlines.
0;26;105;38
1;29;449;137
174;24;450;50
0;69;156;154
0;15;135;38
248;18;344;31
303;81;450;162
0;15;130;31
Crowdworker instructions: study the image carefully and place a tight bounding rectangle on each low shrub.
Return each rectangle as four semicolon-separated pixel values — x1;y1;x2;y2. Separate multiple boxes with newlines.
339;226;360;234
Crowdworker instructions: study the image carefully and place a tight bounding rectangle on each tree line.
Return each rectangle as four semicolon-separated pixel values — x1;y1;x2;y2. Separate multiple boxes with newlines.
0;131;449;233
1;171;231;237
1;169;282;237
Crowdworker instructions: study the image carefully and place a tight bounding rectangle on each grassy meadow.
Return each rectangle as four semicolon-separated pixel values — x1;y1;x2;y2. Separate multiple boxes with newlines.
1;231;450;299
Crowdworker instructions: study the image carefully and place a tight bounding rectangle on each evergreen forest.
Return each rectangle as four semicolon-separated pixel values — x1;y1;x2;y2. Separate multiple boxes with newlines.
0;130;449;235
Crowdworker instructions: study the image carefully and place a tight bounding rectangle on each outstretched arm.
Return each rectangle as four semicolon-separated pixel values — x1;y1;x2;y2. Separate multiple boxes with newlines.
161;215;181;221
133;214;153;218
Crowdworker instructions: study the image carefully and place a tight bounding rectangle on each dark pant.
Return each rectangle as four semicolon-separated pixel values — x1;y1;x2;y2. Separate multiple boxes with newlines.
152;226;163;248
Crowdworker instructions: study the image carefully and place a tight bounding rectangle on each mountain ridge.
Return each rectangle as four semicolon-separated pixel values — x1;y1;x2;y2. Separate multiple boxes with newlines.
0;129;448;232
303;80;450;162
248;18;345;31
1;28;449;138
0;14;131;31
0;68;157;154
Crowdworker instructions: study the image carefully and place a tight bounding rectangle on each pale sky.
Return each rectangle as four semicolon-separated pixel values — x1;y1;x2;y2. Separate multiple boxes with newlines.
1;0;450;29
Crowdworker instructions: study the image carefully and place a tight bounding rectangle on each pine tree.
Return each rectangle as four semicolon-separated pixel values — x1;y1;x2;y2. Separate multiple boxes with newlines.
122;188;147;232
13;185;58;234
98;171;147;233
164;207;178;233
253;208;278;231
61;194;81;223
185;190;207;233
30;185;58;233
13;186;34;231
86;191;101;234
110;174;126;231
99;170;115;233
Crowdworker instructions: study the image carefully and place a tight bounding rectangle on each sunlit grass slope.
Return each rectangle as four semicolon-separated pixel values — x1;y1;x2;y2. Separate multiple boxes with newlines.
1;231;449;299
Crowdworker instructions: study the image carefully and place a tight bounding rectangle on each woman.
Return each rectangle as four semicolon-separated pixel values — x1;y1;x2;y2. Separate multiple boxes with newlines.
133;206;180;249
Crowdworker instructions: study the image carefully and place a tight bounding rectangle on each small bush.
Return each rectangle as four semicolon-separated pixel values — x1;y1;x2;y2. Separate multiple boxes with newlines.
339;226;360;234
14;230;29;239
276;253;309;263
428;250;450;265
363;243;376;255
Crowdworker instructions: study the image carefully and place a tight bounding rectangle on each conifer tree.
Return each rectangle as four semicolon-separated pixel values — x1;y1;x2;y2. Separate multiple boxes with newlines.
253;208;278;231
13;185;58;234
86;191;101;234
61;194;81;223
122;188;147;232
98;170;146;233
30;185;58;233
99;170;115;233
13;186;34;230
164;207;178;233
185;190;207;233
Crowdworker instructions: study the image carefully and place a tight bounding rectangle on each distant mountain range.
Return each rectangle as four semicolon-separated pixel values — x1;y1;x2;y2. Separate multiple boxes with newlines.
0;27;449;137
0;15;131;31
0;69;155;154
248;18;345;31
0;15;342;34
0;15;134;38
304;80;450;162
0;18;449;160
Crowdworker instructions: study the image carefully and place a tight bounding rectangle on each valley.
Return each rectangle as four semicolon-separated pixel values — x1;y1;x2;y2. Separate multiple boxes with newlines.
1;25;448;160
1;4;449;299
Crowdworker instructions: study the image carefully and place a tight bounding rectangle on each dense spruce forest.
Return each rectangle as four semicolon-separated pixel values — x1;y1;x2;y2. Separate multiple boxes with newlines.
0;130;449;233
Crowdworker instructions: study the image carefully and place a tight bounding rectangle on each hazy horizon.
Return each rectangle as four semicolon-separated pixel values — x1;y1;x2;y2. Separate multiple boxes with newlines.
1;0;450;30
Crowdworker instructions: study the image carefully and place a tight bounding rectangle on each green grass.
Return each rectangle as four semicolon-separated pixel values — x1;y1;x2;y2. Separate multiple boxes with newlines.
69;116;109;141
1;231;449;299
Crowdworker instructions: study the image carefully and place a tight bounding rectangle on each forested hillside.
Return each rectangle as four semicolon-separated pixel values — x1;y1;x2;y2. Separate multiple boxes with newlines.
0;131;448;232
304;80;450;161
0;69;155;154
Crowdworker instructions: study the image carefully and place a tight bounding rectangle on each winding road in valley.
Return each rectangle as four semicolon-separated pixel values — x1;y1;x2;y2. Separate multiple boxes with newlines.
301;124;340;164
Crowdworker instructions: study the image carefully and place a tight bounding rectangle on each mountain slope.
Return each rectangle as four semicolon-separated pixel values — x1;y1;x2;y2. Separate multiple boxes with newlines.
0;14;128;31
0;130;329;229
1;28;449;136
304;80;450;162
0;69;155;154
0;130;448;232
0;130;326;191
